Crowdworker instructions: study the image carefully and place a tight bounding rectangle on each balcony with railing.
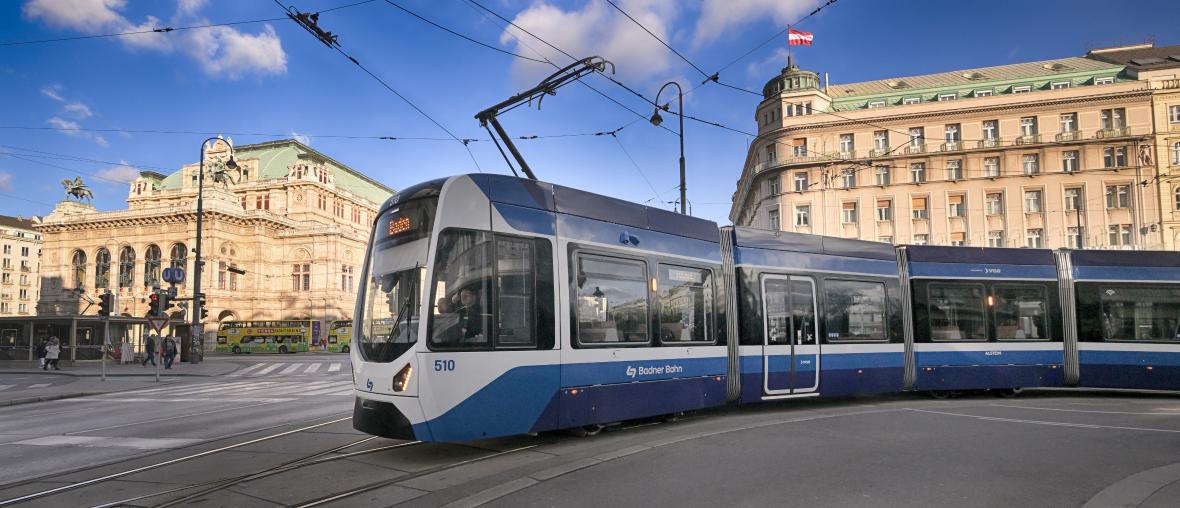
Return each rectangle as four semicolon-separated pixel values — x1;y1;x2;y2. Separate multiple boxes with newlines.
977;138;1000;149
1055;130;1083;142
869;148;890;157
940;141;963;152
905;144;927;155
1014;134;1042;145
1096;127;1131;138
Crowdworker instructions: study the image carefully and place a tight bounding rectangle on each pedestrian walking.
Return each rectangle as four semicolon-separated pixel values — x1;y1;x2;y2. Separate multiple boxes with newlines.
142;335;157;367
43;337;61;371
163;336;177;369
36;339;47;369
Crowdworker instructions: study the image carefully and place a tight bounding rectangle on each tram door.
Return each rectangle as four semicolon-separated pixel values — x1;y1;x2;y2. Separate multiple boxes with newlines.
762;275;820;395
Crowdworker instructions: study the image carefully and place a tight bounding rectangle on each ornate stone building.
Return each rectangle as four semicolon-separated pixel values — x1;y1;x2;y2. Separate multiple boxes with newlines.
1085;44;1180;249
731;45;1175;250
35;139;393;340
0;216;41;318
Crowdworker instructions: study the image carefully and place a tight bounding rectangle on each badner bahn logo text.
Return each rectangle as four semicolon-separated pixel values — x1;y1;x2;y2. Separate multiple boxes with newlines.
626;364;684;379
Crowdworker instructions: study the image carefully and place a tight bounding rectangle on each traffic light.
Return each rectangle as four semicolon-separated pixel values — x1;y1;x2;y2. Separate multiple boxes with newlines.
160;289;175;315
148;292;160;316
197;293;208;321
98;292;112;317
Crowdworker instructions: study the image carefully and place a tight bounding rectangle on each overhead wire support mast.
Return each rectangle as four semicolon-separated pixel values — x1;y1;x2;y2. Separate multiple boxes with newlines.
475;56;614;181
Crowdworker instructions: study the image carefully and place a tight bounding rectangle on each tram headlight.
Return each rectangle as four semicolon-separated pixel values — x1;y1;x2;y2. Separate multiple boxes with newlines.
392;363;413;392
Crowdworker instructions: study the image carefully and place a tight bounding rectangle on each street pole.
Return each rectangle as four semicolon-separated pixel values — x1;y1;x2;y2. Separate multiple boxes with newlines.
101;316;108;382
651;81;686;215
190;137;237;364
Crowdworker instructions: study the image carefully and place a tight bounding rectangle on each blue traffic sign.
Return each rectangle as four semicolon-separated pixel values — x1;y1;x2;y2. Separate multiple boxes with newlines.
162;267;186;284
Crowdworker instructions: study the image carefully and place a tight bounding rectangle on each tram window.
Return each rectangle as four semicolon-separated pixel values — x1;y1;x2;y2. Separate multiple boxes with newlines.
1098;285;1180;341
574;254;649;345
495;236;542;348
427;230;554;350
927;283;987;341
993;284;1049;340
656;264;714;344
763;279;791;345
429;230;493;349
824;279;887;341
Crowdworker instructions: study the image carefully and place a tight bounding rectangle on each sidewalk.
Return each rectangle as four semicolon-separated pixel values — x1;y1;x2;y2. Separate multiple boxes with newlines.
0;357;247;407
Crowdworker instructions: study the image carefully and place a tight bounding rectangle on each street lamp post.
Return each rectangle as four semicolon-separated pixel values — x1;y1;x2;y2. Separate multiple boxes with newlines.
650;81;686;215
190;137;237;364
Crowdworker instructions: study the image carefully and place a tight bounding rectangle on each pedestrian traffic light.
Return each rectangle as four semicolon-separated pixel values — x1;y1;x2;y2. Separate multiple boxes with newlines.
98;292;112;317
148;292;160;316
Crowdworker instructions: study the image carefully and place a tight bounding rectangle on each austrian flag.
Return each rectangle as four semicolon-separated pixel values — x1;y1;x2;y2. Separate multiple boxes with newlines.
788;29;814;46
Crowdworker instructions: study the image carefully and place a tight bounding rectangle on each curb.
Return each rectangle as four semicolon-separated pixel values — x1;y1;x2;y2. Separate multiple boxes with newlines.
0;369;225;378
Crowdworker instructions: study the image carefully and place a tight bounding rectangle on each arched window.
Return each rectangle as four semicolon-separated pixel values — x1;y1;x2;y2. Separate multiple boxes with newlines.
118;247;135;288
95;248;110;289
143;244;162;287
1173;142;1180;165
170;243;187;271
71;250;86;289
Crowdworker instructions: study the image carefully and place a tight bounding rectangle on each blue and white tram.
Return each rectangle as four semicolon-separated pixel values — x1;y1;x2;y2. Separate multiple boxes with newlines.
351;174;728;442
902;246;1065;391
352;174;1180;442
731;229;905;401
1064;249;1180;390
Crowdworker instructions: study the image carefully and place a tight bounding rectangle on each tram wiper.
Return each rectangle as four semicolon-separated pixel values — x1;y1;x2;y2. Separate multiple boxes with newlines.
383;267;419;347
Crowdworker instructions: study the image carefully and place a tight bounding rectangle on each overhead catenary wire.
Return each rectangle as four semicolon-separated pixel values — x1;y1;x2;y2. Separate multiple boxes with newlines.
272;0;482;172
602;0;709;79
380;0;547;64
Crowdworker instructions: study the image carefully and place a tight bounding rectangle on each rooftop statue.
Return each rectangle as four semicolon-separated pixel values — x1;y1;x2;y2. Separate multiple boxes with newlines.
61;176;93;202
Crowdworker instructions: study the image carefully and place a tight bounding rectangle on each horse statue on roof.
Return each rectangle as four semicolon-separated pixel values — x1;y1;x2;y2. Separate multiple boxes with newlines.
61;176;93;202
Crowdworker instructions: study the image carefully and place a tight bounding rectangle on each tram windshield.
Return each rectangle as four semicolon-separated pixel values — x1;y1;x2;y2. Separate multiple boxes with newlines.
358;197;436;362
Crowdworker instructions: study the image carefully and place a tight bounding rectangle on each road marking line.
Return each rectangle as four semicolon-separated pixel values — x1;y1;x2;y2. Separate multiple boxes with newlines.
0;385;13;392
991;403;1180;416
279;364;301;375
13;435;202;450
27;384;51;389
267;381;337;395
130;382;213;394
327;363;342;372
302;382;355;396
96;397;296;403
227;363;267;377
304;362;321;374
253;363;284;376
166;382;258;396
909;408;1180;434
440;477;538;508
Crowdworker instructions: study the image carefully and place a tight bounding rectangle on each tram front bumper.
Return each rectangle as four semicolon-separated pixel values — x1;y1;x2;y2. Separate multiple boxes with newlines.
353;396;418;441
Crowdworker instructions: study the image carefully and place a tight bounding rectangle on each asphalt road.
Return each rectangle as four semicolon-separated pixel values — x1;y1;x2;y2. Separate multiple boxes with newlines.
2;362;1179;507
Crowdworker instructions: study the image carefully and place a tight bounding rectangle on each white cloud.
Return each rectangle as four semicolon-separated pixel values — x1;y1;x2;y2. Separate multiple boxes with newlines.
0;171;12;192
693;0;821;47
47;116;108;147
747;47;790;78
22;0;285;79
183;25;287;79
40;84;65;101
97;161;139;183
177;0;207;17
63;102;93;118
23;0;128;33
498;0;678;85
291;131;312;146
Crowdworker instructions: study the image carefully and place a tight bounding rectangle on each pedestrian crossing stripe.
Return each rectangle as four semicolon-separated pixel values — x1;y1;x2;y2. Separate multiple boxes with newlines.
227;362;347;377
124;380;357;398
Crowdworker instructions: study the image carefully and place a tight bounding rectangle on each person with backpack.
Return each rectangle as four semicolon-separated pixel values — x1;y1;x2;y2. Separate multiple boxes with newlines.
163;336;177;369
142;335;156;367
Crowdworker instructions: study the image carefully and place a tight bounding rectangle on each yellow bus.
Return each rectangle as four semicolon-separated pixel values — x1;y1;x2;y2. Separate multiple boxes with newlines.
215;320;317;354
326;320;353;353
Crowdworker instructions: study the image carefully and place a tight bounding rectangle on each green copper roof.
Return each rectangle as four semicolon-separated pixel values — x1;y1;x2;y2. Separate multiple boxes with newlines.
825;56;1126;111
157;139;393;204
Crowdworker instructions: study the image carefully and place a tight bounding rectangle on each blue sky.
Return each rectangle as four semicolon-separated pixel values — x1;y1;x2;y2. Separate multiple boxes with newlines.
2;0;1178;224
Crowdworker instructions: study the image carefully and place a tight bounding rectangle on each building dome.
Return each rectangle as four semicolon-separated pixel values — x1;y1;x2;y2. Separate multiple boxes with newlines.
763;63;821;98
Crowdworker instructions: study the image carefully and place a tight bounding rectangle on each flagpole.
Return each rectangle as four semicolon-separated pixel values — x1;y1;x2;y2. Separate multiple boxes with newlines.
787;24;793;68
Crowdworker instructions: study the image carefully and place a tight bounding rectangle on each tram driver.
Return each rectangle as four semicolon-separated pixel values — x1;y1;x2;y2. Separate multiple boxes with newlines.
431;285;489;347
